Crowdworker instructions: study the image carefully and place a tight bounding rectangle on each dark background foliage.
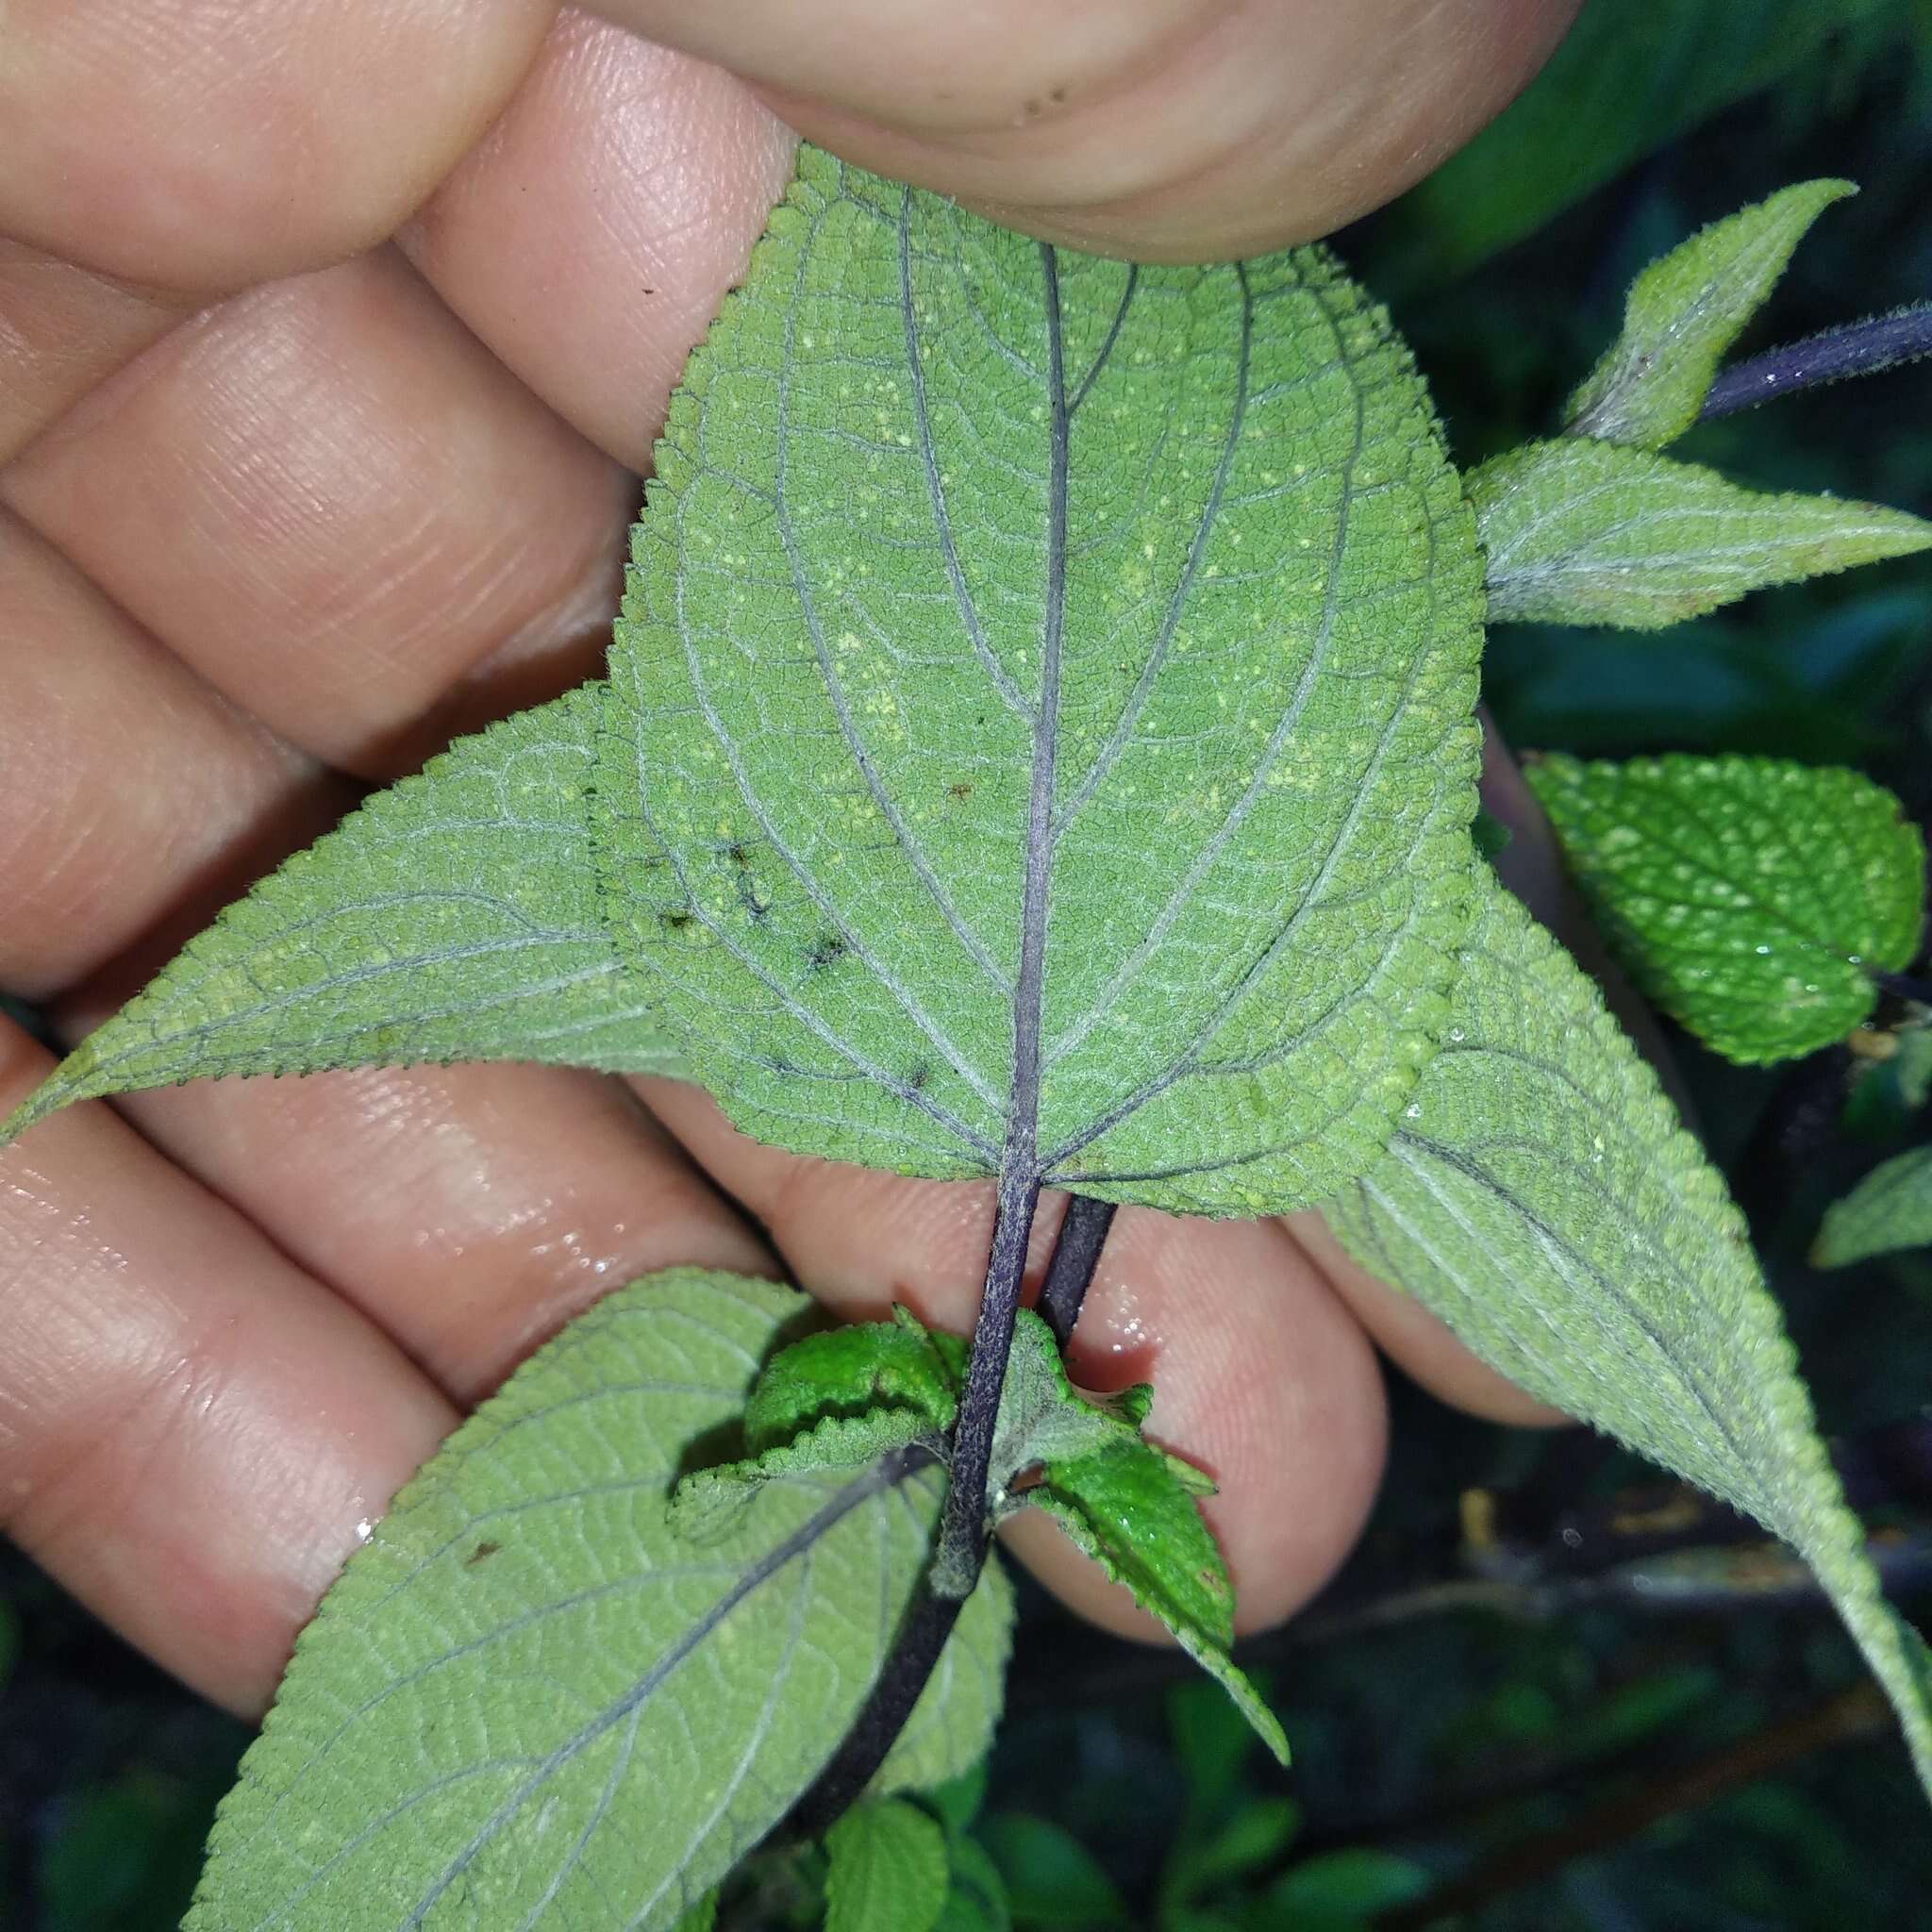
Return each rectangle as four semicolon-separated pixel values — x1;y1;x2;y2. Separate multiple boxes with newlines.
6;2;1932;1924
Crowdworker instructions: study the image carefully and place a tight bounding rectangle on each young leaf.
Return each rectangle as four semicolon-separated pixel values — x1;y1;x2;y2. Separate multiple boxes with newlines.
978;1814;1128;1930
824;1798;951;1932
745;1307;966;1450
1;685;678;1144
1564;179;1855;448
592;146;1485;1216
989;1317;1287;1765
186;1271;1011;1932
1470;439;1932;628
1323;873;1932;1798
1813;1147;1932;1267
1524;753;1925;1063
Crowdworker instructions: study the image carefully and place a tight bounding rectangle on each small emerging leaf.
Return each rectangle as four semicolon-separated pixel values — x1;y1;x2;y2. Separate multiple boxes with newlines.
991;1317;1288;1766
824;1799;951;1932
186;1271;1011;1932
1565;179;1854;448
1324;873;1932;1798
1814;1147;1932;1267
1;686;679;1145
746;1307;965;1450
1524;753;1924;1063
1471;439;1932;628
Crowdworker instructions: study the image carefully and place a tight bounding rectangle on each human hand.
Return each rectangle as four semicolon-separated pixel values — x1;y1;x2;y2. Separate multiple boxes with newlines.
0;0;1578;1716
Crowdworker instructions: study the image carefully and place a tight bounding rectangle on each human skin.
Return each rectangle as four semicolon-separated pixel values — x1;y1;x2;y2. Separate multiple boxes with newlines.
0;0;1578;1717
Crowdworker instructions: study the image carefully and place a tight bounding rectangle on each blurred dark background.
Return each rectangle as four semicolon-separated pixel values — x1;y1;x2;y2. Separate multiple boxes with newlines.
6;1;1932;1924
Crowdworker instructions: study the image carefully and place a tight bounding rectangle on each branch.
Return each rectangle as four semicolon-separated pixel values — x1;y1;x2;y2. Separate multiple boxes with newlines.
1699;303;1932;420
1037;1193;1116;1347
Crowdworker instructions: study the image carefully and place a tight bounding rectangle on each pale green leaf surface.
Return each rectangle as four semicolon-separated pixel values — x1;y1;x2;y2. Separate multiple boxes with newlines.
1323;874;1932;1797
1813;1147;1932;1267
2;686;679;1146
824;1799;950;1932
1524;753;1924;1063
1901;1030;1932;1111
186;1270;1009;1932
1471;439;1932;628
1565;179;1854;448
593;145;1484;1215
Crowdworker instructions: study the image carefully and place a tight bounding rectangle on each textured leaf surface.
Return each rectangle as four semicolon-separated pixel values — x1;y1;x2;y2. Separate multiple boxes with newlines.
824;1799;950;1932
187;1271;1010;1932
1565;179;1854;448
2;687;676;1144
1471;439;1932;628
1524;753;1924;1063
1814;1148;1932;1267
745;1309;965;1450
592;146;1484;1214
1323;874;1932;1797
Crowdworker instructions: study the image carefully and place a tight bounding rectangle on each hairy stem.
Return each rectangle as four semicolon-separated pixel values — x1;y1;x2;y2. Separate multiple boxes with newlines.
1037;1194;1116;1349
1699;302;1932;420
789;1161;1042;1829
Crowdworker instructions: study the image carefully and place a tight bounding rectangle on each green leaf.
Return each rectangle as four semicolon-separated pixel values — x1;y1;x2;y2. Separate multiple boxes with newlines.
1322;872;1932;1800
746;1308;966;1450
672;1894;718;1932
1;685;678;1144
1263;1848;1429;1928
1565;179;1855;449
1368;0;1901;286
1523;753;1925;1063
1813;1146;1932;1266
933;1838;1011;1932
186;1270;1010;1932
592;145;1485;1216
979;1814;1128;1930
1902;1030;1932;1111
1161;1796;1298;1912
824;1799;951;1932
1471;439;1932;629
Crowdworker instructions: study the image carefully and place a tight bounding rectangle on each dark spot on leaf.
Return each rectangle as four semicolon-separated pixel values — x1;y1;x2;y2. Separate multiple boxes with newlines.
807;934;847;973
726;842;749;865
465;1541;501;1567
661;909;691;931
908;1061;931;1092
948;782;974;801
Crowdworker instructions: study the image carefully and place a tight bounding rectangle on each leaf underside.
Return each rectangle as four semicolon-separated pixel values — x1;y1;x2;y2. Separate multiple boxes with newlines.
1524;753;1925;1064
1470;438;1932;629
185;1271;1011;1932
1;686;683;1143
1323;872;1932;1798
591;146;1484;1214
1813;1147;1932;1268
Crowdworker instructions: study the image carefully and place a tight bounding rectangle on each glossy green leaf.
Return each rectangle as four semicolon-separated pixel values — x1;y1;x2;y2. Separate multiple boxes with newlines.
186;1271;1011;1932
1524;753;1924;1062
1369;0;1900;287
1565;179;1855;448
824;1799;951;1932
592;145;1484;1216
979;1814;1127;1930
1;686;677;1144
746;1307;965;1450
1264;1848;1429;1928
1472;439;1932;628
1323;873;1932;1799
1814;1147;1932;1266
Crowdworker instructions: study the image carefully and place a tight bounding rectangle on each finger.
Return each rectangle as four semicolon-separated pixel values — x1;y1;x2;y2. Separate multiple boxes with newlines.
402;15;795;474
0;509;341;999
603;0;1581;259
2;247;635;777
638;1082;1388;1641
0;0;557;294
0;1021;456;1715
0;242;185;468
62;1055;774;1406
